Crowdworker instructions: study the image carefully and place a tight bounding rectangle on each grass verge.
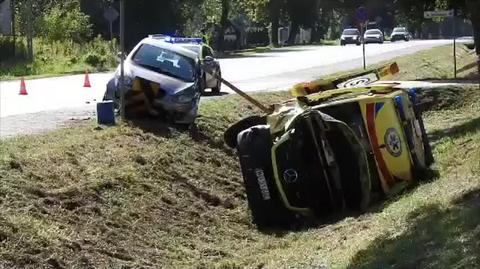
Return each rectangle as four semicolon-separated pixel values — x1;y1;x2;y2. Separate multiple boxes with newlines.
332;44;479;81
217;40;340;58
394;43;479;80
0;45;479;268
1;86;479;268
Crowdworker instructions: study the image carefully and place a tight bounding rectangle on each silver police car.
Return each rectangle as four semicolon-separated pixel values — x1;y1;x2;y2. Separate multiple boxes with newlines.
103;35;218;124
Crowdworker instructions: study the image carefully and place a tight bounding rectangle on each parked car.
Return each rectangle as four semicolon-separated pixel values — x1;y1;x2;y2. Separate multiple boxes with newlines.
340;28;361;46
103;35;208;124
225;82;433;228
364;29;384;44
391;27;411;42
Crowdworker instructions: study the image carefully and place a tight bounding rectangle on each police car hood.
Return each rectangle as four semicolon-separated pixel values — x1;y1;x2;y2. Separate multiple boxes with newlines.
127;63;194;95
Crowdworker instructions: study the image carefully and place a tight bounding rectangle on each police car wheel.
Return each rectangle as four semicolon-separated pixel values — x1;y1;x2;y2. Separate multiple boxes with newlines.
212;71;221;94
237;125;293;229
200;75;207;95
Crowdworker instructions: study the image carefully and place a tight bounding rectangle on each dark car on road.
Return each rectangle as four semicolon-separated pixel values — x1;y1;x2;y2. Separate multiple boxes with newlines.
391;27;411;42
340;28;361;46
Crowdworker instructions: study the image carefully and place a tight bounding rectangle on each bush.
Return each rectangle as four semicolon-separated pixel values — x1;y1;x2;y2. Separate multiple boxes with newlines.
41;6;92;43
83;53;106;68
0;37;27;61
0;37;118;79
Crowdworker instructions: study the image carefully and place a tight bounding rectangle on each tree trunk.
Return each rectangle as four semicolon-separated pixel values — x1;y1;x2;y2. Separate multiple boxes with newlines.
269;0;280;47
473;19;480;56
26;0;33;60
312;4;330;43
466;0;480;74
467;0;480;55
287;21;299;45
217;0;229;52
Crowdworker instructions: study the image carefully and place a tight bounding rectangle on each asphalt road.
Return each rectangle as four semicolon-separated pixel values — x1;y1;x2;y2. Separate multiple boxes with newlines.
0;40;454;137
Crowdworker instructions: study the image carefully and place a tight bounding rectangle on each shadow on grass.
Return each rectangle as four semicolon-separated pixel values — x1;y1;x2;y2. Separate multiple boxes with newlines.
457;61;479;73
128;116;234;156
127;118;174;137
216;46;318;59
428;117;480;144
417;78;480;83
215;53;273;59
347;188;480;269
201;91;230;97
257;168;439;236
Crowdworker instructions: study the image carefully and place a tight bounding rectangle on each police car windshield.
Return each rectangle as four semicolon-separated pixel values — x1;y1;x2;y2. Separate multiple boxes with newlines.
393;28;406;33
132;44;195;82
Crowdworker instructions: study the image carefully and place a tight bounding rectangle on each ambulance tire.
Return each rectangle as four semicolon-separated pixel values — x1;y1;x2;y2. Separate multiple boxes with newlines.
224;116;267;148
237;125;293;229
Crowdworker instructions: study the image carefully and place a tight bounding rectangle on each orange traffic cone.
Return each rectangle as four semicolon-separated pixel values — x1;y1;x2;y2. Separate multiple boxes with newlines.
83;70;91;88
19;77;28;95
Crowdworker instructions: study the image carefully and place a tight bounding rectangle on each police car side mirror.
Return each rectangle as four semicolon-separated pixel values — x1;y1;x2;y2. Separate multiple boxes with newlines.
116;52;126;63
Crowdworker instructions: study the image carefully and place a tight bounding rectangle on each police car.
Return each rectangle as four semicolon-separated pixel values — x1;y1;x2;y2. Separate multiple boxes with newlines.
103;35;222;124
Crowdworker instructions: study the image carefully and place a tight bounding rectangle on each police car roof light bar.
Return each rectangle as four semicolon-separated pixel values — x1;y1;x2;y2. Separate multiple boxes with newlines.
149;34;167;39
149;34;202;44
165;36;202;44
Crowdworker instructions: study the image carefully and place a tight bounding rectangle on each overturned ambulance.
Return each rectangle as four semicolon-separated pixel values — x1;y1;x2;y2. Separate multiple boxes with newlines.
223;64;434;228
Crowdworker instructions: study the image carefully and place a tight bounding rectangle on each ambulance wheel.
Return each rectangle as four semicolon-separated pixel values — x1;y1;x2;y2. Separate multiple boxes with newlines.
237;125;293;229
224;116;267;148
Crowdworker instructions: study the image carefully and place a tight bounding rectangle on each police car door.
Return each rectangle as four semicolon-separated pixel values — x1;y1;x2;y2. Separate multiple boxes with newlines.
202;46;217;87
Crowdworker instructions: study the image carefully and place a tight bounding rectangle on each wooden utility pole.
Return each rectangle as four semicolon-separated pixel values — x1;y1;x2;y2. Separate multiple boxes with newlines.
26;0;33;60
453;8;457;79
11;0;15;56
119;0;126;120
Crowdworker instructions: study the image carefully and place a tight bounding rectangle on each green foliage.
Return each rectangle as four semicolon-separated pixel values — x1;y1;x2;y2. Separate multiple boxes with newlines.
41;6;92;42
0;37;117;79
13;0;80;36
83;53;104;67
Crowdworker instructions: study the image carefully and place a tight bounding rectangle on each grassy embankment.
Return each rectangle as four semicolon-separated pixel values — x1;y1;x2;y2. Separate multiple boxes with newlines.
0;37;118;81
0;45;479;268
335;42;478;80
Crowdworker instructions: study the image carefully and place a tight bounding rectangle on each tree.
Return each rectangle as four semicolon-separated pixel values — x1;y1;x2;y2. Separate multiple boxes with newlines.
285;0;318;44
465;0;480;55
41;4;92;42
268;0;281;46
217;0;229;51
394;0;436;38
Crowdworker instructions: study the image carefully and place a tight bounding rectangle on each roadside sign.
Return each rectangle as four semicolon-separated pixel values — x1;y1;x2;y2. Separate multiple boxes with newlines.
424;10;454;19
104;6;119;23
104;6;119;40
0;0;12;35
356;7;368;70
424;9;457;78
355;7;368;23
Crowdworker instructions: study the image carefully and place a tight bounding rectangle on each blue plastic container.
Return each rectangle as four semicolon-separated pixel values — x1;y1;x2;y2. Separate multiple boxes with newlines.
96;101;115;125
